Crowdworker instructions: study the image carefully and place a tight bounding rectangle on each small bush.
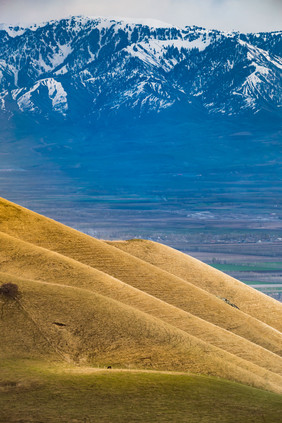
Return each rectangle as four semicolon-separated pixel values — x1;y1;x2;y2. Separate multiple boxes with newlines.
0;283;19;299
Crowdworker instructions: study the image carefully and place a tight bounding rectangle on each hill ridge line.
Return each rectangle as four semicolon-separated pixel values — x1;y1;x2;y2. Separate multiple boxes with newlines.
1;228;281;342
2;231;282;380
2;269;282;376
7;273;282;392
107;239;282;307
1;196;281;335
2;198;282;393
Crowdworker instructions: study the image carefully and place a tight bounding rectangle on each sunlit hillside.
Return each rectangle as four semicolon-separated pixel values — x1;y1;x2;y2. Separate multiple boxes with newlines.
1;196;282;421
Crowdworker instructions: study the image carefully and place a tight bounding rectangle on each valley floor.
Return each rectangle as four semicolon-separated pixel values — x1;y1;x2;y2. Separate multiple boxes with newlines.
1;162;281;300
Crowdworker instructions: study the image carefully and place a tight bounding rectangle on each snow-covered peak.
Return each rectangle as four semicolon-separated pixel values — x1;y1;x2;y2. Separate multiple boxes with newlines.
104;17;174;29
0;21;52;37
1;16;282;39
0;23;26;37
0;16;281;119
0;16;174;36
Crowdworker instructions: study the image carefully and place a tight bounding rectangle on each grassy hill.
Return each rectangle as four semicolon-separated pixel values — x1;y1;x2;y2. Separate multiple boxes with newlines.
0;196;282;421
108;239;282;332
1;360;282;423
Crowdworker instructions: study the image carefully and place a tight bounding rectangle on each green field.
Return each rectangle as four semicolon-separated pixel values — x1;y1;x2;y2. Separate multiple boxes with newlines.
242;281;282;286
211;262;282;273
1;360;282;423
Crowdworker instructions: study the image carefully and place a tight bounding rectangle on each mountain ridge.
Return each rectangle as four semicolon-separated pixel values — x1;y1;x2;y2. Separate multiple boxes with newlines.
0;16;281;120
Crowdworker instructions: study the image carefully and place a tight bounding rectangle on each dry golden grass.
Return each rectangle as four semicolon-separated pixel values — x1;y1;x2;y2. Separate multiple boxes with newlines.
1;272;282;394
108;239;282;332
1;197;282;395
1;198;282;354
1;229;282;365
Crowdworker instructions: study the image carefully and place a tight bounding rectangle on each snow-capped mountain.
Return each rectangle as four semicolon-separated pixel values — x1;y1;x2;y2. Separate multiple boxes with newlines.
0;16;281;120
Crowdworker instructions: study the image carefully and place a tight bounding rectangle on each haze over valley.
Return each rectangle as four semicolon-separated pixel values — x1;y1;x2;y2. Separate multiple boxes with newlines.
0;16;281;299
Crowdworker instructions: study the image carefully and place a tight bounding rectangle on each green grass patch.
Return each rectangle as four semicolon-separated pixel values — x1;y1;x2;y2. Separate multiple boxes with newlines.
242;281;278;286
0;359;281;423
211;262;282;273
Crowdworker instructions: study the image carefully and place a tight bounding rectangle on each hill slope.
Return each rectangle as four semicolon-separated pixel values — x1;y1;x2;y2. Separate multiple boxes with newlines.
1;360;282;423
108;239;282;331
1;197;281;338
3;271;282;394
1;196;282;395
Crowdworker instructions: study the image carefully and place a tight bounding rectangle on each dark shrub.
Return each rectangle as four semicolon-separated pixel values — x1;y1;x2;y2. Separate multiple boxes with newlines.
0;283;19;299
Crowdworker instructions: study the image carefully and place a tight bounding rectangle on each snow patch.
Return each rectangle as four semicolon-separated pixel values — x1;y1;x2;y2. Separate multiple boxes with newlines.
36;43;73;73
112;17;174;29
69;16;174;30
0;24;26;37
45;78;68;113
0;21;49;37
55;65;68;75
49;43;73;68
240;39;282;70
126;36;211;69
16;78;68;115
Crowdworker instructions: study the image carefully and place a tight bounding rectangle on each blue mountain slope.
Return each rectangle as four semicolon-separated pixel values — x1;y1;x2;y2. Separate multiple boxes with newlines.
0;16;281;120
0;17;281;232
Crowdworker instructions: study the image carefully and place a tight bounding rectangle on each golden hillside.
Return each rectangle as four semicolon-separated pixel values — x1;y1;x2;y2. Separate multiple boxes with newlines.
108;239;282;332
1;196;282;395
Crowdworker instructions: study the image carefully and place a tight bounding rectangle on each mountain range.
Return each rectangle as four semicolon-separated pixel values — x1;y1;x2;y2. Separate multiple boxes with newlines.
0;17;281;249
0;16;281;120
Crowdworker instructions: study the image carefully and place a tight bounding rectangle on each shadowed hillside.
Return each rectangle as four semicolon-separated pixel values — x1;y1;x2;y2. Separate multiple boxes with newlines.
1;197;282;398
